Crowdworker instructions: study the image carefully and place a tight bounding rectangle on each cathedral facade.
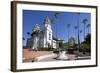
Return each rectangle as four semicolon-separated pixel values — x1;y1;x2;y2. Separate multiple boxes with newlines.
26;16;58;50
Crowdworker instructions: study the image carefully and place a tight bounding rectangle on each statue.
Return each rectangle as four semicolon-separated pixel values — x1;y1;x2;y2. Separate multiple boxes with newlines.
56;51;68;60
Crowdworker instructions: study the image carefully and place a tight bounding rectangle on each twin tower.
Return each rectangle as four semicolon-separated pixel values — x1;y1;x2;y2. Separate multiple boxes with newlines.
26;16;57;50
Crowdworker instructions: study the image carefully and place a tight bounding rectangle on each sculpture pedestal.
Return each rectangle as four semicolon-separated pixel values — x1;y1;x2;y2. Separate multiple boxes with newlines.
56;51;68;60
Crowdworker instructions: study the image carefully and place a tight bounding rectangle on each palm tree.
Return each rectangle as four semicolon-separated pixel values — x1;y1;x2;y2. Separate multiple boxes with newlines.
54;12;60;19
53;12;60;49
74;26;78;44
67;24;71;49
80;30;82;43
82;19;88;41
87;24;90;34
77;13;80;51
23;37;25;40
80;30;82;33
54;12;60;37
27;32;30;36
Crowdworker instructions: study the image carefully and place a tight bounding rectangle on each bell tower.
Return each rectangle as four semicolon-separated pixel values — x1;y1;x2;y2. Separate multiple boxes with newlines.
44;16;52;47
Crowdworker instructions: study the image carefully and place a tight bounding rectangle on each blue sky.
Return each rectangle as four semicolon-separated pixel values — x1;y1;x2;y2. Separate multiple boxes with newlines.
23;10;91;46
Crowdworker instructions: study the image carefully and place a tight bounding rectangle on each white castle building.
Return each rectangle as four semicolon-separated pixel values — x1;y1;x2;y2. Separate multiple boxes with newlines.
26;16;63;50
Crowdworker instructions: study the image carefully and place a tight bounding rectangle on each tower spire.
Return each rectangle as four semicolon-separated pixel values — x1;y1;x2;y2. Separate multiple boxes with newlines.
44;16;51;24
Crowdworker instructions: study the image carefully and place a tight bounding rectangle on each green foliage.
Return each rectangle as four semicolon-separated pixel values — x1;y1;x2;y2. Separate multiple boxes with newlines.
82;19;88;24
27;32;30;35
85;34;91;44
58;41;64;48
